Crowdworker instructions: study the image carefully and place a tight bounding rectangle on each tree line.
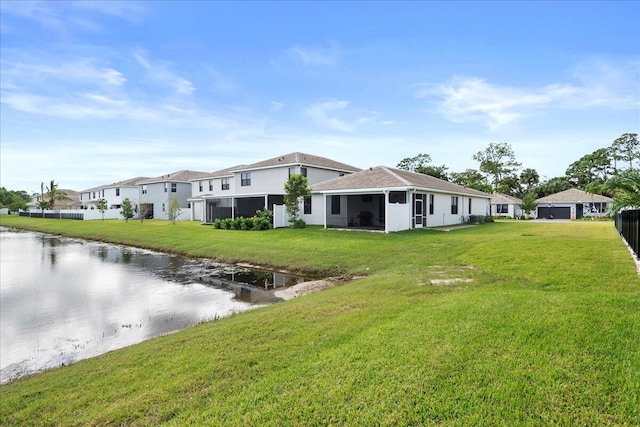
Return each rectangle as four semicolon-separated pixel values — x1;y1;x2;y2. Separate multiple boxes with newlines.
397;133;639;213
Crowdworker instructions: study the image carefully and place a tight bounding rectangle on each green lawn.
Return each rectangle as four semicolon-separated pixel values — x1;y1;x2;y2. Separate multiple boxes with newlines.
1;216;638;426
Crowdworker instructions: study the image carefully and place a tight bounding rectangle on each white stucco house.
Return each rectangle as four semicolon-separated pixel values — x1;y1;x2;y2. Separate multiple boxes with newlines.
138;170;209;220
80;177;149;210
490;193;523;218
535;188;612;219
189;152;361;223
310;166;492;232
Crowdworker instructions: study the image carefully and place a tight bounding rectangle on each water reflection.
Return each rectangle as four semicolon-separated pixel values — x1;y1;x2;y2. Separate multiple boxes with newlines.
0;227;308;384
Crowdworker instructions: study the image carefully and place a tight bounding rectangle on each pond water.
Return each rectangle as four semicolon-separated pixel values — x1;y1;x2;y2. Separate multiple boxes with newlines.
0;227;307;384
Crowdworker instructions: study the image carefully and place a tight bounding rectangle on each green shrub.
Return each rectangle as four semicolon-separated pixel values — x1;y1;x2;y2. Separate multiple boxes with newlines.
291;219;306;228
213;219;222;229
241;217;254;230
222;218;234;229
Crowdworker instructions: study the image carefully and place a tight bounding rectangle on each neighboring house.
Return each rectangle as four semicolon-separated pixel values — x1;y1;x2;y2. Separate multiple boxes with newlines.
138;170;209;220
310;166;492;232
29;189;82;210
190;152;361;223
535;188;612;219
79;177;149;210
189;165;244;222
490;193;523;218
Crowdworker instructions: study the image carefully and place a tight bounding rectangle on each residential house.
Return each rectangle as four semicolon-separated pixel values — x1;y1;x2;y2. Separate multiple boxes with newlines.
30;189;82;210
190;153;361;223
490;193;523;218
79;177;149;210
138;170;209;220
535;188;612;219
310;166;492;232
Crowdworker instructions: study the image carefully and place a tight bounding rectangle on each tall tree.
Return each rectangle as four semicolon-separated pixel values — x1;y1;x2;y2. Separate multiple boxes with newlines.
44;180;71;210
451;169;493;193
396;154;432;172
565;148;613;190
533;177;571;198
610;133;639;172
519;168;540;194
472;142;521;189
397;154;450;180
284;174;311;228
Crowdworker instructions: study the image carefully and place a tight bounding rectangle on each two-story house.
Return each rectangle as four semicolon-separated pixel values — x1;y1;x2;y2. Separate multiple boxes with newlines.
138;170;209;220
79;177;148;210
190;153;361;223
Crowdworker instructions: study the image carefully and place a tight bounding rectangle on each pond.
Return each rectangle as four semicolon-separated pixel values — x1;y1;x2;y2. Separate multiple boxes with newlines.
0;227;308;384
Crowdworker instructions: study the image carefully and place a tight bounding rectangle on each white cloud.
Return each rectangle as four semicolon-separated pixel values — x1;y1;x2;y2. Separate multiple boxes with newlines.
418;60;640;130
417;77;579;130
0;0;146;34
133;51;195;95
2;59;126;88
304;99;383;132
270;101;284;113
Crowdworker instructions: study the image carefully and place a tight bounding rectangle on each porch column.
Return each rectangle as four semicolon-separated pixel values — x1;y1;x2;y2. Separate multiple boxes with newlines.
264;194;268;211
323;194;327;229
201;200;206;223
384;190;389;233
231;197;235;219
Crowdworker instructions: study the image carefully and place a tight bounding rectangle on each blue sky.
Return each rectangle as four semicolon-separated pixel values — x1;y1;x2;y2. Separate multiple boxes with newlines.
1;1;639;193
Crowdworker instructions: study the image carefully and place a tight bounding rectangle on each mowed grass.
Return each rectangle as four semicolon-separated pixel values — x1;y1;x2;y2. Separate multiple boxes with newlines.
0;216;638;425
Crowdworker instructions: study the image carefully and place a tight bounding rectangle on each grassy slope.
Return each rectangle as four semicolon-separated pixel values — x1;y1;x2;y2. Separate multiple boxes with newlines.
0;216;638;426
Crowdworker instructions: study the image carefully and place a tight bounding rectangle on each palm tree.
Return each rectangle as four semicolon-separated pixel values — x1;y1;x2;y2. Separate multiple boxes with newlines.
605;169;640;213
44;180;71;210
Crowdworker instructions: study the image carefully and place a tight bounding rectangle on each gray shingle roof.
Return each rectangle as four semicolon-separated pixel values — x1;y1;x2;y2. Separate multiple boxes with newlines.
490;193;523;204
536;188;612;203
81;176;150;192
233;152;361;173
191;165;245;180
138;170;209;184
311;166;491;198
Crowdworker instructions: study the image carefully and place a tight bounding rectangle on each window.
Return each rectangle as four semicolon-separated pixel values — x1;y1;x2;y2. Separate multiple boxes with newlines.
241;172;251;186
92;192;96;198
468;198;472;215
301;167;307;177
451;196;459;215
116;188;120;196
429;194;434;215
221;178;230;190
208;180;213;191
164;183;168;193
497;204;508;214
162;203;165;212
199;182;203;192
331;195;341;215
304;196;312;214
389;191;406;204
141;185;147;195
288;167;296;177
171;183;177;193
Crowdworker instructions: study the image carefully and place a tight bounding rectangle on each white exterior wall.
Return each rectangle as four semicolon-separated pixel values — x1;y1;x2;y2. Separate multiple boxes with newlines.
234;168;288;195
306;168;349;186
191;200;204;221
299;194;325;225
139;182;192;220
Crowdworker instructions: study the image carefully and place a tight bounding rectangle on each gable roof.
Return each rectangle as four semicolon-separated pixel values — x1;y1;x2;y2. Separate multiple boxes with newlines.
190;165;246;181
233;152;361;173
536;188;612;203
311;166;491;198
490;193;523;204
81;176;150;192
138;170;209;185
